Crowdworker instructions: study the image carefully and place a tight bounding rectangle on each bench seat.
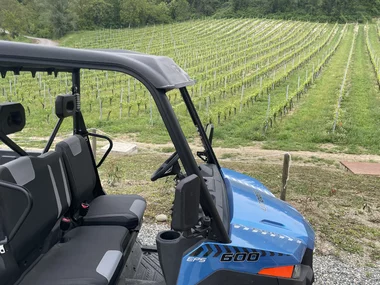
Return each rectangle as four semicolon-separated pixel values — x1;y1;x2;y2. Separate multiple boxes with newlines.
18;226;129;285
0;153;130;285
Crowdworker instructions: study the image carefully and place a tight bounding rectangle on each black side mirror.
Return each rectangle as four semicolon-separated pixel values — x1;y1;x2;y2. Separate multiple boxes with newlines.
55;94;76;119
171;174;200;232
205;123;214;146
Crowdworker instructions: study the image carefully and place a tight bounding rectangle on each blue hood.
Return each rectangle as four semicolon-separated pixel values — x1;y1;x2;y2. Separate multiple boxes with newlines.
221;168;315;261
176;168;316;284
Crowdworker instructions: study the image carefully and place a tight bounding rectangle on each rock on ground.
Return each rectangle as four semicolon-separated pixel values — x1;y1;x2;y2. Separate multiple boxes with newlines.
155;214;168;222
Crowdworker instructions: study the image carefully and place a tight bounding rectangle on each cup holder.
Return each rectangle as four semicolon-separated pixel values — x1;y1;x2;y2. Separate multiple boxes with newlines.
156;230;202;285
159;230;180;241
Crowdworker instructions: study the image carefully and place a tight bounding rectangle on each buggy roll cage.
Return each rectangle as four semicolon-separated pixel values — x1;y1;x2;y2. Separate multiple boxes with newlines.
0;41;230;243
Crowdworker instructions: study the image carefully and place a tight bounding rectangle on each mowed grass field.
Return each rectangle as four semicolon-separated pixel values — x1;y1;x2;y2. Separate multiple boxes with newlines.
266;23;380;154
1;19;380;155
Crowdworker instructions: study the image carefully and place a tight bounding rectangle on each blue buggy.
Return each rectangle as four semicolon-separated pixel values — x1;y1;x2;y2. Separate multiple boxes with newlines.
0;41;314;285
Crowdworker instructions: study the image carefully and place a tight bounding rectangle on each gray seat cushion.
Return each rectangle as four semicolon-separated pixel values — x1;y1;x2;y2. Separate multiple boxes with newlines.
84;195;146;229
18;226;129;285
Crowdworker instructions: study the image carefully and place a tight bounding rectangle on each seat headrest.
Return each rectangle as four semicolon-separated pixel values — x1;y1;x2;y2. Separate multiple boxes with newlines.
55;94;76;119
0;102;25;135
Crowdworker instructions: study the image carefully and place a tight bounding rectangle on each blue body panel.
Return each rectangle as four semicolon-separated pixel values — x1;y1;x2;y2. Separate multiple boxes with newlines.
176;168;315;285
222;168;315;250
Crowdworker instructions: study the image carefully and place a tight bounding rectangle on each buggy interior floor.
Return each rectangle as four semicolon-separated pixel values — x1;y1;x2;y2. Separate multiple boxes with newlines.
118;243;165;285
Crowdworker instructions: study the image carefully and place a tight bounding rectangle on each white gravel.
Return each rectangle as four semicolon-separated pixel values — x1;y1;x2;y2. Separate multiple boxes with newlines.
314;255;380;285
138;222;170;246
139;223;380;284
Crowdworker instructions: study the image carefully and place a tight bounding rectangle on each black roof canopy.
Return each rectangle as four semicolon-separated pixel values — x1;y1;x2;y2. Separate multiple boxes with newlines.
0;41;195;91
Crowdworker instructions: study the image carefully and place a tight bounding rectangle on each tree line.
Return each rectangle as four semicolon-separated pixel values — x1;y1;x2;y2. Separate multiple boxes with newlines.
224;0;380;23
0;0;379;39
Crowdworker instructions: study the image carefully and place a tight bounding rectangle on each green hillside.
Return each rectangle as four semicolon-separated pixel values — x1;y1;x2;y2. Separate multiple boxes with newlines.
1;19;380;155
1;0;379;39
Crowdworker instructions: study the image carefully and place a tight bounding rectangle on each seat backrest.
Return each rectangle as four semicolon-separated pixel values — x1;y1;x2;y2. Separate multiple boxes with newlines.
0;151;71;263
55;135;97;208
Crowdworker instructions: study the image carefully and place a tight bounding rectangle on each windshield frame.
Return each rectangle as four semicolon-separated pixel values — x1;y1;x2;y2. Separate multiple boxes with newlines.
179;87;221;170
151;87;230;242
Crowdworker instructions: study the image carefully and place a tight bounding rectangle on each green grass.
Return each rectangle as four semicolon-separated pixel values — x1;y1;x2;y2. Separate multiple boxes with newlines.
263;24;380;155
304;156;335;165
160;146;176;153
335;25;380;154
0;34;33;43
220;152;238;159
212;24;343;144
263;25;355;152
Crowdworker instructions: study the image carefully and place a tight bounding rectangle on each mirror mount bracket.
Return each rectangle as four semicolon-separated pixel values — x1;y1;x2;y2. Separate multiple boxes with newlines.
196;151;208;162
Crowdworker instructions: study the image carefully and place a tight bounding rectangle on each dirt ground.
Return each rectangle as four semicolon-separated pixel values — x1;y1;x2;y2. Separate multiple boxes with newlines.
24;36;58;46
128;139;380;168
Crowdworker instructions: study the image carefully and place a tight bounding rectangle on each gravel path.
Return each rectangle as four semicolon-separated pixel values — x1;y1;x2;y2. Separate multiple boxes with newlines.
313;255;379;285
24;36;58;46
139;223;380;285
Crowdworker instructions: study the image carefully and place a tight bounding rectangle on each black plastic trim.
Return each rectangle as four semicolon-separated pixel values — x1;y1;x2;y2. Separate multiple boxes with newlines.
43;118;63;153
87;132;113;168
302;248;314;268
0;133;27;156
151;89;230;243
179;88;219;168
72;70;88;136
156;231;203;285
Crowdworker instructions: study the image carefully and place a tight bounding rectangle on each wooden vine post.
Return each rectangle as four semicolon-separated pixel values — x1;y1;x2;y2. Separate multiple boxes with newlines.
91;128;97;159
281;153;291;201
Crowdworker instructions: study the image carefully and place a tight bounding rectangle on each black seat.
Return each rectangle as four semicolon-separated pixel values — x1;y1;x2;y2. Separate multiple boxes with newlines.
0;152;129;285
55;135;146;229
0;153;71;264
